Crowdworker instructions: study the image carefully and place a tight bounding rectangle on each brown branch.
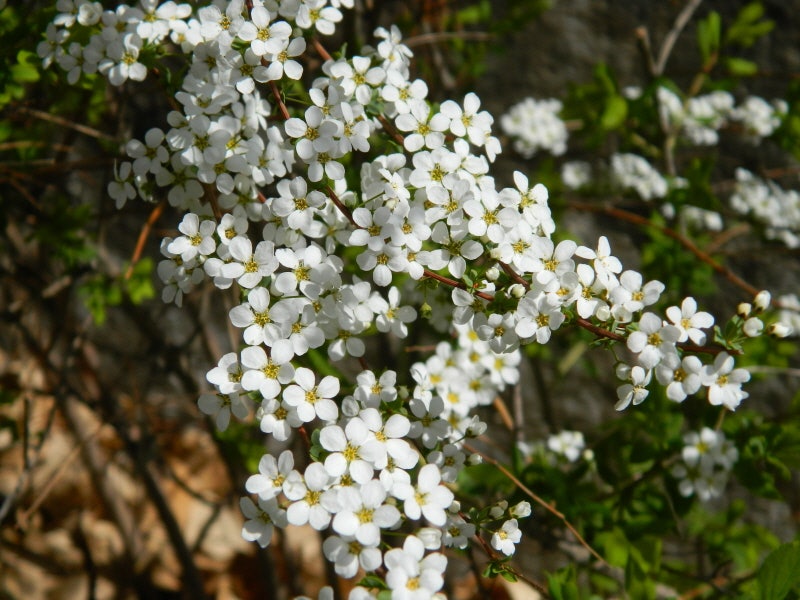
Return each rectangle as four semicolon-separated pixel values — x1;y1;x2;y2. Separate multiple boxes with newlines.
376;114;407;147
15;106;118;142
499;261;529;288
464;443;610;569
125;199;166;280
568;201;762;299
312;37;333;62
404;31;493;48
270;80;291;120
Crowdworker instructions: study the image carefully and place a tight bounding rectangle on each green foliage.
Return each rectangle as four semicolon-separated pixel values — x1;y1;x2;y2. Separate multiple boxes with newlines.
697;11;721;66
725;2;775;48
0;5;44;109
482;558;518;583
546;565;580;600
79;259;155;325
757;540;800;600
563;63;627;146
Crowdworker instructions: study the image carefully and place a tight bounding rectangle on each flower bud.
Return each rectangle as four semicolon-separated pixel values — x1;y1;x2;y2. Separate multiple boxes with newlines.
419;302;432;319
489;501;508;519
595;305;611;321
489;247;503;260
467;453;483;465
753;290;771;313
767;322;792;338
510;501;532;519
743;317;763;337
485;266;500;281
465;416;487;437
508;283;525;298
737;302;752;318
417;527;442;550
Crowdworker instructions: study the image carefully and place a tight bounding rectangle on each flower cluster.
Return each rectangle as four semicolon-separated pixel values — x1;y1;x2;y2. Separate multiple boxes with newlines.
546;430;587;463
730;168;800;249
39;0;786;595
499;97;568;158
655;86;786;146
671;427;738;502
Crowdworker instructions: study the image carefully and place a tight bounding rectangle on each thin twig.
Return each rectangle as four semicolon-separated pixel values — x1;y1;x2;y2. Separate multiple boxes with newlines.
464;443;610;569
15;106;118;142
125;199;166;280
655;0;705;75
404;31;493;48
568;201;762;300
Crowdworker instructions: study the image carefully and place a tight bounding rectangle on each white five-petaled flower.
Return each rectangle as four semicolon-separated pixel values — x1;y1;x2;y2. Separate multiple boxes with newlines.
626;312;680;370
515;292;566;344
331;479;401;545
283;462;339;530
655;353;703;402
245;449;295;500
322;534;383;580
282;367;340;423
666;297;714;344
491;518;522;556
240;496;288;548
701;352;750;410
384;535;447;599
615;364;652;410
167;212;217;262
393;463;453;526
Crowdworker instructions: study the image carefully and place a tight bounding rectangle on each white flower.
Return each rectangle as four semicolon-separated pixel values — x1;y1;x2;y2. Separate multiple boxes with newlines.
393;464;453;526
322;534;382;579
99;33;148;86
238;8;292;57
701;352;750;410
655;353;703;402
665;297;714;345
240;345;295;400
167;212;217;262
426;444;465;482
283;462;339;530
240;496;287;548
610;271;664;321
245;450;295;501
626;312;680;370
547;431;585;462
198;391;250;430
223;237;279;289
491;519;522;556
282;367;340;423
615;365;652;410
384;535;447;598
515;292;565;344
395;99;449;152
442;514;475;549
332;480;401;545
320;419;375;484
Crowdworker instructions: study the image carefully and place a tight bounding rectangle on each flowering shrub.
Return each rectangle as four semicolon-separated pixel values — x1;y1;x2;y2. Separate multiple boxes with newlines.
16;0;800;597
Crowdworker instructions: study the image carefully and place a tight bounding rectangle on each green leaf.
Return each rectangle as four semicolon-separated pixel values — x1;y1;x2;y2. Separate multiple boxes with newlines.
758;541;800;600
697;11;721;64
546;566;580;600
124;258;155;305
11;50;41;84
726;2;774;47
725;57;758;77
356;574;388;591
600;95;627;130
